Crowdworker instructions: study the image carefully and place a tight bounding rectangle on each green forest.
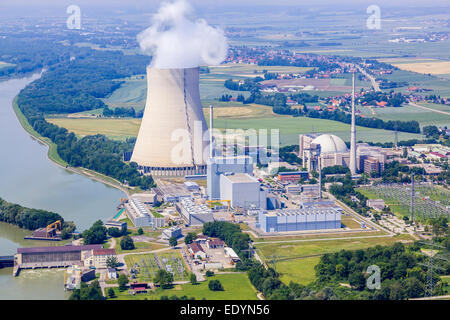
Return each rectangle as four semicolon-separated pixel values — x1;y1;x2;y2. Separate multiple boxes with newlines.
15;47;155;190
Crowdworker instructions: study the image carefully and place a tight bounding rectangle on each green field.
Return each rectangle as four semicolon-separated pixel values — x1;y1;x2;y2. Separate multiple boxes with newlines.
48;107;424;145
110;273;258;300
358;104;450;128
377;70;450;98
255;234;414;285
114;240;166;255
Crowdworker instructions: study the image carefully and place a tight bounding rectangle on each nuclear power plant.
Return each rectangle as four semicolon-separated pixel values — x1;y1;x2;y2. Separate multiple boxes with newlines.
131;67;209;176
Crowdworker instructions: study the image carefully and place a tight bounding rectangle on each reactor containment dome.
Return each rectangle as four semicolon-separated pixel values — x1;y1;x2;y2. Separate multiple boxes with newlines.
131;67;209;176
311;134;348;154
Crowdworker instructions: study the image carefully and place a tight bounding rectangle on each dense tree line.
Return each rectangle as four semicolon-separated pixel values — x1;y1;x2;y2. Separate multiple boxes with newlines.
82;220;108;245
0;38;75;79
359;91;406;107
223;79;420;133
16;49;155;190
0;197;75;232
314;242;448;299
363;138;438;148
202;221;257;271
69;280;105;300
279;145;302;165
247;241;447;300
257;56;340;72
103;106;141;118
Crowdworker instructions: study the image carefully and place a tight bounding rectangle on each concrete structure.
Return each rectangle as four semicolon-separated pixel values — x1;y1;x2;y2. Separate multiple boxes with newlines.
219;173;266;210
188;242;207;259
349;72;357;175
207;155;253;200
156;183;191;203
162;226;182;239
277;171;309;183
207;238;225;249
131;192;158;206
125;197;165;228
131;67;209;176
286;184;302;195
224;247;240;263
107;268;118;280
14;245;103;275
258;208;342;233
300;133;350;172
104;220;127;232
366;199;386;211
176;198;215;226
84;248;117;269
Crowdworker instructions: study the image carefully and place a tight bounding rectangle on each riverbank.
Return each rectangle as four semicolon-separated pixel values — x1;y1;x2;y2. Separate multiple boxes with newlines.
13;96;131;197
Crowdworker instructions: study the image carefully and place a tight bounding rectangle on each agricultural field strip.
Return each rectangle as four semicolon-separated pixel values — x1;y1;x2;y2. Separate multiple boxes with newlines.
253;234;393;245
409;102;450;116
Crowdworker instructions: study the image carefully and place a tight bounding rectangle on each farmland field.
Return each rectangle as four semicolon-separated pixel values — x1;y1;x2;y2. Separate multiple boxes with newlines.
376;70;450;98
110;273;258;300
255;234;415;285
47;109;424;145
390;60;450;75
358;104;450;128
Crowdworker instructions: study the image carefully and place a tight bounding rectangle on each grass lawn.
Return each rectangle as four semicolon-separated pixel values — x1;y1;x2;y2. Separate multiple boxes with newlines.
110;273;258;300
441;276;450;294
358;104;450;128
255;234;415;286
341;216;363;229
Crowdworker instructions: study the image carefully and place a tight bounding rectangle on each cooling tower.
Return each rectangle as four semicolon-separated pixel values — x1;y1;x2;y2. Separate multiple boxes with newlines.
131;67;209;176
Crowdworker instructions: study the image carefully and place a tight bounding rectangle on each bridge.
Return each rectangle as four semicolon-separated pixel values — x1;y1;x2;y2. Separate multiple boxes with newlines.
0;256;14;268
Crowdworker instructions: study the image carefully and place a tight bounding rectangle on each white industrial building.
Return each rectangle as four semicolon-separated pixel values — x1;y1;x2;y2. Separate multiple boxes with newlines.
176;198;215;226
125;197;165;228
258;207;342;233
207;155;253;200
219;173;266;210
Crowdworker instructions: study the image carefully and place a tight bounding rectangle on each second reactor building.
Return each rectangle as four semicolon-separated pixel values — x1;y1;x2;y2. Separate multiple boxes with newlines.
131;67;209;176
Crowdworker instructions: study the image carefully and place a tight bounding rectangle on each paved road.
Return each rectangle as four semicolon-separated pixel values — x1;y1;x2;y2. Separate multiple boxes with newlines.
408;102;450;116
356;64;381;91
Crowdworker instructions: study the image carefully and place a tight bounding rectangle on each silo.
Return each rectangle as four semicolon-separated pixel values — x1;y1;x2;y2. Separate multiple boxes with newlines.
131;67;209;176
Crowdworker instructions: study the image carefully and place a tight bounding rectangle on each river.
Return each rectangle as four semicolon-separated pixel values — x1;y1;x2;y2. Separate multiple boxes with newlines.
0;75;125;299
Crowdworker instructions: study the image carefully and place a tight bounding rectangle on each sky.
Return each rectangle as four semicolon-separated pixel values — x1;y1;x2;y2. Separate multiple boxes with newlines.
0;0;448;20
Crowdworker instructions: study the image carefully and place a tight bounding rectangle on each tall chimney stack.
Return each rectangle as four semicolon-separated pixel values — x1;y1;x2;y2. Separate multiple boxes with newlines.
209;105;214;159
349;71;357;175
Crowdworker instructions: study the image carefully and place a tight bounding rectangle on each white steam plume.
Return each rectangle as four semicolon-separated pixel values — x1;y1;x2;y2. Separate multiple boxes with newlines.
137;0;228;69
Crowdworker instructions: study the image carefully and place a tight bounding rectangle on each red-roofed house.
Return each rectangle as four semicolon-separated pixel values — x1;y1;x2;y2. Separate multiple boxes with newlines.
188;242;207;259
428;152;446;160
207;238;225;249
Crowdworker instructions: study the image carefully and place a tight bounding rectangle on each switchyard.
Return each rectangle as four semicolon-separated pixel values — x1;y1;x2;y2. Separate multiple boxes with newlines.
361;183;450;221
126;252;188;282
